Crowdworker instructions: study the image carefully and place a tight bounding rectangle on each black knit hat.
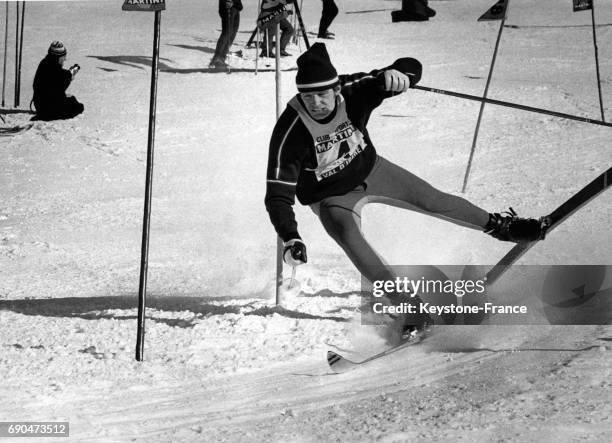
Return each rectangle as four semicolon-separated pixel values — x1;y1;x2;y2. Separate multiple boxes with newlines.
48;41;67;57
296;43;339;92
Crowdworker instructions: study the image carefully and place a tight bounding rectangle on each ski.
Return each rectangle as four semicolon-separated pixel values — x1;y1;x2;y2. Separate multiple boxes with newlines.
0;123;33;136
486;167;612;285
327;333;428;373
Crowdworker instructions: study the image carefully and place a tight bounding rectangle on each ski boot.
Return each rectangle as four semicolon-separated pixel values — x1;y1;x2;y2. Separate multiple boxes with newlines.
484;207;546;243
378;294;434;343
400;312;434;341
317;31;335;40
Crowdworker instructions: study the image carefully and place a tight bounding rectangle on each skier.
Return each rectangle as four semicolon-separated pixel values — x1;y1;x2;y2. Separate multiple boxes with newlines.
264;43;545;334
257;0;295;58
209;0;243;70
32;41;84;121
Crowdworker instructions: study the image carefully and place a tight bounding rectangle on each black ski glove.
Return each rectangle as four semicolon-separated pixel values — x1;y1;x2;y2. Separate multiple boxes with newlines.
389;57;422;87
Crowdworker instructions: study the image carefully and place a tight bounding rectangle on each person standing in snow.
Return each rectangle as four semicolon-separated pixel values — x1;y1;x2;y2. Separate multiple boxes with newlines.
264;43;544;334
318;0;338;39
209;0;243;70
257;0;295;57
32;41;84;121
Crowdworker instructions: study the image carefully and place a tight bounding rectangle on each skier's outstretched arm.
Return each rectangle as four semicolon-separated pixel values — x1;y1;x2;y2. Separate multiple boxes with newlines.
265;107;308;264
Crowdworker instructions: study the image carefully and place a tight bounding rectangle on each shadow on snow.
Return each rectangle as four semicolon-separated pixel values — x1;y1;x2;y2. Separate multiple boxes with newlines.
167;43;215;54
87;55;175;71
0;294;348;326
88;54;295;74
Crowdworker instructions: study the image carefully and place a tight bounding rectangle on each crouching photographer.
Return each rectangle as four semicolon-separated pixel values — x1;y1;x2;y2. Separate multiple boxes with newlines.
32;41;84;121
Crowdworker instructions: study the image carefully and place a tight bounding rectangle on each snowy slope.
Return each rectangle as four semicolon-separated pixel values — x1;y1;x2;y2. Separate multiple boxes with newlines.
1;0;611;441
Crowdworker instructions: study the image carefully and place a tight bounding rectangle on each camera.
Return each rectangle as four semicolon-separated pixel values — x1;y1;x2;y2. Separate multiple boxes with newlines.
69;64;80;74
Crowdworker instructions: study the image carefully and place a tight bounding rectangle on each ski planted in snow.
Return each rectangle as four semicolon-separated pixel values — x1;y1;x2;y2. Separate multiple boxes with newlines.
327;332;429;373
486;167;612;285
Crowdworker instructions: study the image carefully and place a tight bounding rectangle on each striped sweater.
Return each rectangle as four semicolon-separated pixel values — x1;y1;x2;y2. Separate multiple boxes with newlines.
265;58;422;242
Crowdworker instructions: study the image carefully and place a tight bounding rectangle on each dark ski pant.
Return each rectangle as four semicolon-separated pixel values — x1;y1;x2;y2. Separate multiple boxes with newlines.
310;156;489;284
35;96;84;121
212;6;240;63
318;0;338;36
261;18;294;53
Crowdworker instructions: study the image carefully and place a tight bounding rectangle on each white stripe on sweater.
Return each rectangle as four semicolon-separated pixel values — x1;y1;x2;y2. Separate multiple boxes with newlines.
275;115;300;179
267;179;297;186
341;74;375;87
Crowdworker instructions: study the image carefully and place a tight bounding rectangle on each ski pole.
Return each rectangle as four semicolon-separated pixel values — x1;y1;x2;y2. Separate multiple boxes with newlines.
291;0;301;45
413;85;612;128
293;0;310;49
288;265;296;290
246;27;257;48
